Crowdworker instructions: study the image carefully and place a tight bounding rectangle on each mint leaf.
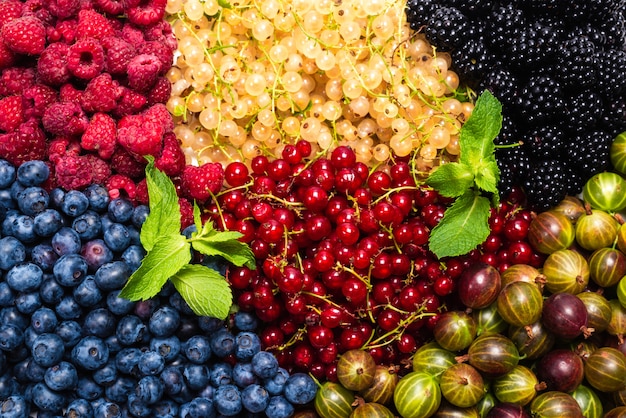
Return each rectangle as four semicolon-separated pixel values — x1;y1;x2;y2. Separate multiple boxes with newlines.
140;159;182;251
170;264;232;319
459;90;502;166
191;238;256;269
428;190;491;258
474;160;500;194
193;201;202;233
426;162;474;198
119;234;191;301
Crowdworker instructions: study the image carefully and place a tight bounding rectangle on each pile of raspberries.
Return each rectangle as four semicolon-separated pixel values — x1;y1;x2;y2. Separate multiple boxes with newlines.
0;0;225;221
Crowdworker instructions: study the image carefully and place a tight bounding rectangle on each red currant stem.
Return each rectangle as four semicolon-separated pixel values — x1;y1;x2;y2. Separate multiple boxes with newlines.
366;293;375;324
309;372;323;389
379;223;402;254
346;195;362;219
372;186;419;205
251;193;305;209
207;189;229;231
273;325;307;351
215;180;254;197
363;309;436;350
339;264;372;290
494;141;523;149
300;291;357;318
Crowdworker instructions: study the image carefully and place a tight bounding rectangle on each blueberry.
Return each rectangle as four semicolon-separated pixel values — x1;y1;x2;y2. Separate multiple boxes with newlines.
30;307;58;334
153;399;179;418
105;377;136;404
9;181;23;201
209;329;236;358
0;325;24;351
160;366;185;396
17;187;49;216
44;361;78;391
93;359;118;387
94;401;122;418
181;397;216;418
10;215;37;243
127;393;152;417
6;262;43;292
31;244;59;272
94;261;132;291
242;384;270;413
198;317;224;333
234;311;259;332
0;236;26;270
84;184;110;212
106;290;135;316
183;335;212;364
0;159;16;188
201;255;227;276
131;205;150;228
215;384;243;416
0;282;13;307
39;276;63;305
116;315;148;346
283;372;317;405
264;367;289;396
233;362;258;388
75;377;103;401
0;373;19;400
103;223;131;252
48;188;64;209
105;335;123;354
0;394;30;418
115;347;142;375
54;320;82;348
66;398;94;418
15;292;41;314
55;294;82;320
0;306;28;330
33;209;64;237
71;336;109;370
31;333;64;367
235;332;262;362
121;244;146;272
17;160;49;186
31;381;66;413
26;358;47;382
82;308;116;338
108;198;134;223
168;292;194;316
138;350;165;376
209;362;233;387
133;298;161;320
251;351;279;380
80;239;113;271
73;275;103;307
51;227;82;256
0;350;6;375
149;306;180;338
72;210;103;241
60;190;89;217
2;210;19;236
264;395;294;418
183;364;210;391
136;375;164;404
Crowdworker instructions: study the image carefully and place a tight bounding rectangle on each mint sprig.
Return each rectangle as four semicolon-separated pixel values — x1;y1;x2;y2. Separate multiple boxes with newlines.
426;90;503;258
119;159;255;319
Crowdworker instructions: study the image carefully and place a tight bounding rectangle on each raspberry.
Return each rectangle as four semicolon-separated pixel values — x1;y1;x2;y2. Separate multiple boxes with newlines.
101;35;136;75
1;16;46;55
55;154;93;190
117;112;163;158
0;96;24;132
144;103;174;133
135;178;148;204
120;23;145;48
23;83;58;120
110;147;146;179
0;119;46;166
126;0;166;26
106;174;136;199
21;0;53;26
67;37;105;80
59;83;84;103
82;112;117;159
47;137;81;164
42;101;89;137
0;39;16;70
86;154;112;184
155;132;185;176
93;0;125;15
138;41;174;75
0;0;24;29
179;197;194;229
180;163;225;202
146;76;171;105
127;53;161;91
47;0;81;20
81;73;122;113
54;18;78;44
113;87;147;117
76;9;115;40
143;20;177;51
37;43;71;86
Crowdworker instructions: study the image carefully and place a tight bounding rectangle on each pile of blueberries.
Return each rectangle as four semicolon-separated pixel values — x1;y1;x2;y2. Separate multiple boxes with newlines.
0;159;317;417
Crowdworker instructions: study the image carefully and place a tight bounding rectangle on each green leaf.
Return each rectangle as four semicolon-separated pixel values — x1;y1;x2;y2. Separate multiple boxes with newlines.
459;90;502;166
119;234;191;301
217;0;232;8
140;159;182;251
191;238;256;269
170;264;233;319
426;162;474;198
428;191;491;258
474;159;500;194
193;201;202;234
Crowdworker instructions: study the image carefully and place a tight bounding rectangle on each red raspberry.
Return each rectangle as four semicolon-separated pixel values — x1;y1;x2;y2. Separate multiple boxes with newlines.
110;147;146;179
135;178;148;204
180;163;225;202
67;37;105;80
0;96;24;132
37;43;71;86
21;0;53;26
0;119;46;166
76;9;115;39
179;197;194;229
59;83;84;103
81;73;123;113
113;87;147;117
120;23;144;48
155;132;185;176
55;154;93;190
82;112;117;159
86;154;112;184
144;103;173;133
0;67;35;96
54;18;78;44
0;0;24;29
23;83;58;120
93;0;125;15
101;35;136;75
1;16;46;56
0;39;16;70
144;20;177;51
126;0;166;26
127;53;161;92
138;41;173;75
106;174;136;199
117;113;163;158
146;76;171;105
47;0;81;20
47;137;81;164
42;101;89;137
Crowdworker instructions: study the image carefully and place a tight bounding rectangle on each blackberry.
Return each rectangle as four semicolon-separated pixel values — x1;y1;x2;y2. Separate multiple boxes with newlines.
478;68;520;109
565;90;604;130
503;22;561;70
594;11;626;48
405;0;440;31
558;35;597;90
424;6;471;49
522;159;578;211
487;4;527;49
594;50;626;99
450;38;495;82
566;129;613;179
439;0;495;16
600;97;626;136
514;75;566;124
522;124;565;160
493;114;520;146
496;146;531;197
